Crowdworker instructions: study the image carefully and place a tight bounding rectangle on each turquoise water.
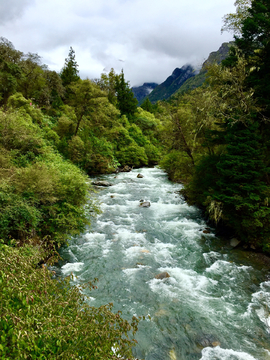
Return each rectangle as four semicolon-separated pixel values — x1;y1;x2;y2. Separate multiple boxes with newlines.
59;167;270;360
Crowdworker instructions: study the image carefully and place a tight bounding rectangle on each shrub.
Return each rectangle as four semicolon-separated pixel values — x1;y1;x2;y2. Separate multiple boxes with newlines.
159;150;194;183
116;144;148;167
0;244;139;359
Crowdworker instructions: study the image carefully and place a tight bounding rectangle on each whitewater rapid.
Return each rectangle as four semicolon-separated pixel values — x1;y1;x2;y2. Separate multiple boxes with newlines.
59;167;270;360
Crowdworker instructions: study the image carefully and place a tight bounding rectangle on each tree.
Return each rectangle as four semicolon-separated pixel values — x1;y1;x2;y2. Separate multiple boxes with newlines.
67;79;107;136
18;53;46;100
60;47;80;87
115;70;138;118
95;68;118;106
234;0;270;116
222;0;252;35
141;97;153;113
0;38;23;105
208;120;270;246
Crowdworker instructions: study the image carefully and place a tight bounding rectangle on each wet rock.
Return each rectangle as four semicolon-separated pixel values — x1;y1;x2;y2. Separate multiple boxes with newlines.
120;165;132;172
196;334;220;348
110;195;115;198
203;229;211;234
92;180;112;187
139;199;144;202
230;238;241;247
155;271;170;280
137;173;144;178
139;201;151;207
140;249;150;253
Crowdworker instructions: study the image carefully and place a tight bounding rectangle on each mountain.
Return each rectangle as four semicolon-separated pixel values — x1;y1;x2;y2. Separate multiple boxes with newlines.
202;41;234;68
132;82;158;103
146;64;196;103
173;41;235;96
134;42;234;105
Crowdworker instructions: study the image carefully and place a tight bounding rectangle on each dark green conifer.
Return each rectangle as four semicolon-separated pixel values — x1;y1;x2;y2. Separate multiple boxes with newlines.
141;97;153;113
115;70;138;119
210;120;270;245
60;47;80;87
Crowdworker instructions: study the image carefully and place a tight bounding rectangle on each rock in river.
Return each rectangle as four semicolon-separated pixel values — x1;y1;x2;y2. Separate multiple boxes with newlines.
120;165;132;172
137;173;144;178
139;201;151;207
92;180;112;187
155;272;170;280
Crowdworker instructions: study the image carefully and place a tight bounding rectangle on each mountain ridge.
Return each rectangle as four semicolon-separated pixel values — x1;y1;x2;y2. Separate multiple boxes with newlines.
132;42;234;104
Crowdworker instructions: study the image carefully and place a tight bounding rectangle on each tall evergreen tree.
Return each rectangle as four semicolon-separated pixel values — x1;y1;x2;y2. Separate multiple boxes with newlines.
60;47;80;87
209;120;270;245
115;70;138;119
230;0;270;116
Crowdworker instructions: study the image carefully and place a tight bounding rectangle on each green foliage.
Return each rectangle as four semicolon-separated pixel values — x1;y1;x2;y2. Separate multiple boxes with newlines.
234;0;270;117
83;136;117;174
207;121;270;244
133;107;161;132
0;191;42;241
128;123;148;147
116;144;148;167
159;150;195;183
60;47;80;87
115;70;138;119
0;244;139;359
95;68;118;106
0;108;94;247
144;143;161;165
140;97;154;112
222;0;251;35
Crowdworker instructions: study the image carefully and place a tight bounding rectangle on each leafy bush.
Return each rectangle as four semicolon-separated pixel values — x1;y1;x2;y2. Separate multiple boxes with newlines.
159;150;194;183
144;143;161;165
0;244;139;359
0;108;95;248
116;144;148;167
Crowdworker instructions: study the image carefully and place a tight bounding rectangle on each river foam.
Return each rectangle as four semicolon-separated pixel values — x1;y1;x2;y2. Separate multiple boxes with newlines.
59;167;270;360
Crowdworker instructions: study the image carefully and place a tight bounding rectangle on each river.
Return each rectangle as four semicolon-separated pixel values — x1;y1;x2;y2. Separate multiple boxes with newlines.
58;167;270;360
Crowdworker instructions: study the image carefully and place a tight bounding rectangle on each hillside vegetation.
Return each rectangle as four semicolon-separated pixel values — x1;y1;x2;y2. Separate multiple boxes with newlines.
1;0;270;357
0;40;160;359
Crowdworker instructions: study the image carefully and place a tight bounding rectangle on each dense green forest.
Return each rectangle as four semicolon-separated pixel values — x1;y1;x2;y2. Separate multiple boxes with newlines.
1;0;270;357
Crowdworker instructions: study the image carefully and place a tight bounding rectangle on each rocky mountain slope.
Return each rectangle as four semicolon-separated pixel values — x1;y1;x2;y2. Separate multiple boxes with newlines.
146;64;196;103
133;42;234;104
132;82;158;103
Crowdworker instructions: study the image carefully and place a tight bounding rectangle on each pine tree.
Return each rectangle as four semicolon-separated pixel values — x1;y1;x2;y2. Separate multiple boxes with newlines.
141;97;153;113
233;0;270;116
115;70;138;118
209;120;270;245
60;47;80;87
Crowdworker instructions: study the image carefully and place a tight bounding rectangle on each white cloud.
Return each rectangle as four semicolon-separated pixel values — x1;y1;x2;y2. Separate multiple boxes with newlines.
0;0;235;86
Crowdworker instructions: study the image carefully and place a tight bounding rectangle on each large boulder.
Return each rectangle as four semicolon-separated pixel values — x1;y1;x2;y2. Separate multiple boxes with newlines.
155;272;170;280
92;180;112;187
139;201;151;207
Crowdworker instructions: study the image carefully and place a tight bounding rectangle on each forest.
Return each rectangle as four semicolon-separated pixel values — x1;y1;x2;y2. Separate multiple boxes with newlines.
1;0;270;358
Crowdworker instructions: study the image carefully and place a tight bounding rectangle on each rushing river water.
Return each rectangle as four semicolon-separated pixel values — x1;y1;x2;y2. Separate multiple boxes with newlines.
58;167;270;360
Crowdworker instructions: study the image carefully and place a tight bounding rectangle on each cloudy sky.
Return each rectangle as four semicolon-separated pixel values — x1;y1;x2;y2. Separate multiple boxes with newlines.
0;0;236;86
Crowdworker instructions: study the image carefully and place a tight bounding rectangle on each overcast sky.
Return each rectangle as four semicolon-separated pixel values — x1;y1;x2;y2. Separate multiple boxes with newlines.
0;0;236;86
